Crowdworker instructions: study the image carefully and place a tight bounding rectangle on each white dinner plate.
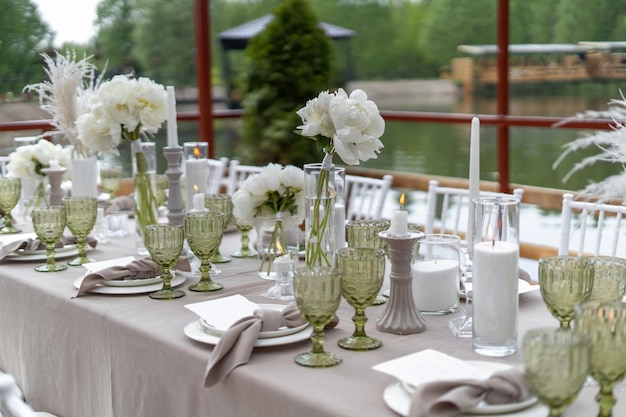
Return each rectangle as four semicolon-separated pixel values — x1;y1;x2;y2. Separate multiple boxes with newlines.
72;274;186;295
6;245;81;261
184;319;312;348
199;303;309;339
383;361;547;417
101;276;163;287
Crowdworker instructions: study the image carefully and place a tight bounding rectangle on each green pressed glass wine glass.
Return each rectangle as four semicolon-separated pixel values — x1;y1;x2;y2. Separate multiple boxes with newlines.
204;193;233;263
346;219;390;305
575;300;626;417
31;206;67;272
231;216;258;258
336;247;385;350
0;177;22;234
99;165;123;201
523;327;590;417
63;196;98;266
184;212;225;292
538;256;594;328
294;266;342;368
144;224;186;300
587;256;626;303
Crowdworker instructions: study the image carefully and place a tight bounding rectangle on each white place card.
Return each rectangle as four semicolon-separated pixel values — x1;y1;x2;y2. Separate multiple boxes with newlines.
184;294;260;330
372;349;492;387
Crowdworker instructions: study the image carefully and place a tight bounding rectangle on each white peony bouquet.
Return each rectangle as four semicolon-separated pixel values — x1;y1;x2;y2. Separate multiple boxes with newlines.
8;139;72;178
296;88;385;266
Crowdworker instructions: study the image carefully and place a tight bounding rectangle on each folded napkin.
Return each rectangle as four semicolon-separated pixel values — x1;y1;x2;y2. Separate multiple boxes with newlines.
408;368;530;417
73;256;191;297
203;303;339;387
103;195;134;215
0;235;97;261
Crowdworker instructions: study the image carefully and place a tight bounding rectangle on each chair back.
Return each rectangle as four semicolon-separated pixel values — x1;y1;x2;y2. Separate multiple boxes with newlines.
0;373;38;417
207;157;229;194
0;156;9;177
424;179;524;236
226;160;263;195
558;193;626;257
344;174;393;220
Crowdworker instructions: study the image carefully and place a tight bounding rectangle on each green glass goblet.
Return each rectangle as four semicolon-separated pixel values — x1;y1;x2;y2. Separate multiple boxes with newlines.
523;327;590;417
63;196;98;266
0;177;22;234
231;216;258;258
294;266;342;368
346;219;390;305
587;256;626;303
144;224;186;300
31;206;67;272
538;256;594;328
575;300;626;417
99;165;123;201
336;247;385;350
204;193;233;263
184;212;225;292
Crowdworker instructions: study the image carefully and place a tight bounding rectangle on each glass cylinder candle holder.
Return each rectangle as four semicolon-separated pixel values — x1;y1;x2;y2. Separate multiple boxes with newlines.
472;196;519;357
184;142;209;210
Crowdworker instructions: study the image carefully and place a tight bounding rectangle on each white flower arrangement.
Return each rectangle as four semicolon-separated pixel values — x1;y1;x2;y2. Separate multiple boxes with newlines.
554;92;626;200
76;74;168;153
296;88;385;166
23;50;102;158
7;139;72;178
232;163;305;226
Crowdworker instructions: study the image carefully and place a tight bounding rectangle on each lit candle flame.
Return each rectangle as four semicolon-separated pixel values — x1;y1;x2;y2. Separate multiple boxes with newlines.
487;224;494;245
275;239;285;256
193;184;199;193
399;193;405;210
193;147;200;158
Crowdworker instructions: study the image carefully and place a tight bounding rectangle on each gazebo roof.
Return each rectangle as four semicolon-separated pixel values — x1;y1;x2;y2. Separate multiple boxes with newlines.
219;15;356;49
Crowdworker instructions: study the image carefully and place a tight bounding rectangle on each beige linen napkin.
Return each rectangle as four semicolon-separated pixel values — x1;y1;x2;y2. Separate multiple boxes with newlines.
73;256;191;297
408;368;530;417
203;303;339;387
0;235;97;261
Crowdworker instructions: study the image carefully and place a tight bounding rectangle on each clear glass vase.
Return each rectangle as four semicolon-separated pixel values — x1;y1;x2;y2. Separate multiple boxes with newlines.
303;163;344;267
255;212;299;280
132;141;158;255
20;175;48;222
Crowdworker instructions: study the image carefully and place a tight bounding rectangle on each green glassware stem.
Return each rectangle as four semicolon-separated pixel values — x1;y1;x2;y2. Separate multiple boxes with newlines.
198;261;212;284
352;308;368;338
161;269;173;290
237;226;254;255
310;325;327;354
45;244;57;269
596;381;616;417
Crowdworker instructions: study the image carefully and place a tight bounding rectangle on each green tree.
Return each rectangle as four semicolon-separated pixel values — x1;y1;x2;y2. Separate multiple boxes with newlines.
95;0;140;76
555;0;626;42
0;0;52;94
236;0;332;167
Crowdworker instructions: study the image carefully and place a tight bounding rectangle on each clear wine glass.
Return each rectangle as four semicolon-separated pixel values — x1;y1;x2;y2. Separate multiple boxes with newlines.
31;206;67;272
63;196;98;266
336;247;385;350
539;256;593;328
204;194;233;264
0;177;21;234
294;266;342;367
575;300;626;417
144;224;186;300
523;327;590;417
184;211;225;292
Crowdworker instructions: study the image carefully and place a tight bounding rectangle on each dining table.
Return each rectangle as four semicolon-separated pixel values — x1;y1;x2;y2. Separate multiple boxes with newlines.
0;219;624;417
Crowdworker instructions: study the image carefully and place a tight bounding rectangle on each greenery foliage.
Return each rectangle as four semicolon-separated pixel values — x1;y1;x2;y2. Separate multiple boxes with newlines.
235;0;332;167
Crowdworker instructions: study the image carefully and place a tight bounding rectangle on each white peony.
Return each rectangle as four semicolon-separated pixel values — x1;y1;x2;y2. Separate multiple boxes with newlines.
7;140;71;178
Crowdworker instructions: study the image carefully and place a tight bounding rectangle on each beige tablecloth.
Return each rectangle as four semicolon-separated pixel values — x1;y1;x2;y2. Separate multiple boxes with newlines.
0;221;623;417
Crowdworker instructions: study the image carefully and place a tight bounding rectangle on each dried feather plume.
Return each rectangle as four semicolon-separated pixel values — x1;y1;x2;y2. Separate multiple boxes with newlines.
24;50;104;158
553;91;626;201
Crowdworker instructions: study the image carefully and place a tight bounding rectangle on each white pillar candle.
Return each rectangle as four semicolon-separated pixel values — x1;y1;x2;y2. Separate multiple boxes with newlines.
185;159;208;210
166;86;179;148
472;240;519;343
192;192;205;212
389;210;408;237
71;156;98;198
335;202;346;249
467;117;480;254
412;259;460;312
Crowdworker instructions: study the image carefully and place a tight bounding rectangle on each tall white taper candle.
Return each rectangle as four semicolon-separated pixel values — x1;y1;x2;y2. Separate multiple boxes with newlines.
467;117;480;255
166;86;179;148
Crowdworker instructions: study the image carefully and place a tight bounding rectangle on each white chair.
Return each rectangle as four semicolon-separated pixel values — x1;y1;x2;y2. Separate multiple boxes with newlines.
0;156;10;177
343;174;393;220
226;160;263;195
206;157;229;194
558;193;626;257
0;372;55;417
424;179;524;236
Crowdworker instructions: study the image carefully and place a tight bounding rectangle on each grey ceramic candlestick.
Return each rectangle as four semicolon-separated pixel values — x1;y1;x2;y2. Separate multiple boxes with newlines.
376;230;427;335
41;167;66;206
163;146;185;225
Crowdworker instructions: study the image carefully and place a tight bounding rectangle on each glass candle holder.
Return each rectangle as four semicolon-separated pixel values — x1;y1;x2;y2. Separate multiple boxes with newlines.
184;142;209;210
